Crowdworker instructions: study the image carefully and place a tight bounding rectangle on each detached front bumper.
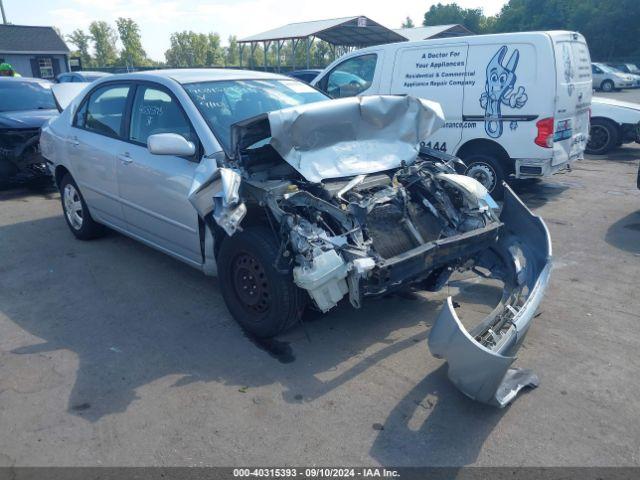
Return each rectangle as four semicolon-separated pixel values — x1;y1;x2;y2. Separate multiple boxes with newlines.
428;184;552;407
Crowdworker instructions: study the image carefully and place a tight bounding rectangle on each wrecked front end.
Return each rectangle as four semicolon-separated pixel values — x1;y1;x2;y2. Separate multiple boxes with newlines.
191;95;551;407
0;128;51;183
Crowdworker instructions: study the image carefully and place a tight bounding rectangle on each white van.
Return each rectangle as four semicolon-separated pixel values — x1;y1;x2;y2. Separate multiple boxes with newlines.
311;31;592;197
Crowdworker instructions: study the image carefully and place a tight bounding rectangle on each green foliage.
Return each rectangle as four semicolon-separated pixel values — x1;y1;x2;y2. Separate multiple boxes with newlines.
66;29;93;69
165;31;226;67
116;17;149;67
423;3;487;33
401;17;415;28
89;21;119;67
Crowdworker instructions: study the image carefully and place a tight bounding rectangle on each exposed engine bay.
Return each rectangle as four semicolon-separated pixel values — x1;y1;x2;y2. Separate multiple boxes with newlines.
189;95;552;407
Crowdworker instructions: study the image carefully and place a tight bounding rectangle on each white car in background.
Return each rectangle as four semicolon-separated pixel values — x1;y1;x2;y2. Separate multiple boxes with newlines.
587;97;640;154
591;63;635;91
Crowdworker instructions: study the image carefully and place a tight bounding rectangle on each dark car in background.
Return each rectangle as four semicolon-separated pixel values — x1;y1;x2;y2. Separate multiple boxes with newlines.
56;71;112;83
0;77;57;186
287;69;322;84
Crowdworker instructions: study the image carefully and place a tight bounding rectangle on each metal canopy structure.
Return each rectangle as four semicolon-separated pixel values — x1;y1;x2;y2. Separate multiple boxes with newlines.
237;16;407;71
393;24;474;42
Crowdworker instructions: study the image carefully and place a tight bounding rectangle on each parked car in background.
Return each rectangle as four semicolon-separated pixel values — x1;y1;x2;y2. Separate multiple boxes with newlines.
0;77;57;186
56;71;112;83
592;63;635;91
312;31;592;198
606;63;640;88
587;97;640;154
287;69;322;84
41;69;551;406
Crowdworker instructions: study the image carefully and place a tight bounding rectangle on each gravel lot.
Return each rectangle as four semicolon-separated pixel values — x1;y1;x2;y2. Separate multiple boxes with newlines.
1;93;639;466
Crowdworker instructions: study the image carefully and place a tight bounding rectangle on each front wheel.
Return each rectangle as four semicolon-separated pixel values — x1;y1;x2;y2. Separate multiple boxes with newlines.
217;226;305;338
586;118;620;155
463;154;506;200
600;80;614;92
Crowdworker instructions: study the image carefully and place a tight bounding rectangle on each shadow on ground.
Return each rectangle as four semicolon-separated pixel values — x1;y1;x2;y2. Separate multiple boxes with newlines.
605;210;640;254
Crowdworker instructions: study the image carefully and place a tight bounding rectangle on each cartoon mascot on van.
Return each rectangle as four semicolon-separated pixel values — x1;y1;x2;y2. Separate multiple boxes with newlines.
480;46;528;138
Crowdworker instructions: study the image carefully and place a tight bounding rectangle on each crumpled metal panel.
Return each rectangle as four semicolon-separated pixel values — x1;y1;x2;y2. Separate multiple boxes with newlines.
267;95;445;183
428;184;552;407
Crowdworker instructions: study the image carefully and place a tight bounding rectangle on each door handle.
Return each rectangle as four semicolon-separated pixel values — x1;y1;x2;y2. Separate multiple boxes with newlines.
71;136;79;147
119;152;133;165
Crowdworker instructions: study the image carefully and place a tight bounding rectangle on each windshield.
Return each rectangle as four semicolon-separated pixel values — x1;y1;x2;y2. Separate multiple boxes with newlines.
183;79;328;151
627;64;640;74
598;64;620;74
0;81;57;112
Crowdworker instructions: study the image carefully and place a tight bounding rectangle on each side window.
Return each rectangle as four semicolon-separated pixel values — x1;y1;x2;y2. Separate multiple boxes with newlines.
76;84;130;138
129;85;195;146
322;54;377;98
592;65;602;74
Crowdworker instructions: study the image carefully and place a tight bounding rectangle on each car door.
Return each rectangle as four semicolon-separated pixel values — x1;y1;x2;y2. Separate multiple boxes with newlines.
116;82;201;264
68;82;132;229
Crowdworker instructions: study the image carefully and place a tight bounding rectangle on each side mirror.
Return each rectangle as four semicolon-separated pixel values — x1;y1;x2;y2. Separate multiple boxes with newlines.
147;133;195;157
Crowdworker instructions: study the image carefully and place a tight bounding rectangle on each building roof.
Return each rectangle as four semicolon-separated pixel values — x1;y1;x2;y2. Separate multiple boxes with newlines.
239;16;407;47
0;24;70;54
393;24;474;41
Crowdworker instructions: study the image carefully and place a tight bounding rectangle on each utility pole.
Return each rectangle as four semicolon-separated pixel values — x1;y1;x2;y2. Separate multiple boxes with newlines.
0;0;7;24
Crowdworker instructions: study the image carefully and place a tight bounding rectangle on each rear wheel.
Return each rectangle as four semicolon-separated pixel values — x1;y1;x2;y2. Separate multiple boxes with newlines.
586;118;620;155
463;153;506;199
59;174;105;240
600;80;614;92
217;226;304;338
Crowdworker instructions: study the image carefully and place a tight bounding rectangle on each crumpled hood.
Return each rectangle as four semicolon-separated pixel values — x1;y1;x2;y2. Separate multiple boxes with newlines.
0;109;58;129
234;95;445;183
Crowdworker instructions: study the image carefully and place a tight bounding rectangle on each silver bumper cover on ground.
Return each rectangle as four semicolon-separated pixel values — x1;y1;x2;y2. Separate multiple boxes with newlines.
428;184;552;407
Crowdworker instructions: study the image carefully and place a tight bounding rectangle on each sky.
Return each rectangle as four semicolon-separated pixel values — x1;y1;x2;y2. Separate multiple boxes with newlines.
2;0;508;61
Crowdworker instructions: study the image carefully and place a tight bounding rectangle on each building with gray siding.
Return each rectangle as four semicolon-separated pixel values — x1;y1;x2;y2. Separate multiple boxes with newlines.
0;24;70;79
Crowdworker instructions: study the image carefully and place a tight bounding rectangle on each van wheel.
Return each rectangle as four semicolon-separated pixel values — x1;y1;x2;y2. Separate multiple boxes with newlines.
59;174;105;240
464;154;505;199
600;80;614;92
586;118;620;155
217;226;305;338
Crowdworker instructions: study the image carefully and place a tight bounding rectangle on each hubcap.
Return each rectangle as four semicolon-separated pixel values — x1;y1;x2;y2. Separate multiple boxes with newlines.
232;252;270;314
587;125;610;152
63;184;83;230
466;163;497;192
602;82;613;92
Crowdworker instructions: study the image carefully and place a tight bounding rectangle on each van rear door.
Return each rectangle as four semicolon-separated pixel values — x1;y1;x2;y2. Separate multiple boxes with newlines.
551;32;592;166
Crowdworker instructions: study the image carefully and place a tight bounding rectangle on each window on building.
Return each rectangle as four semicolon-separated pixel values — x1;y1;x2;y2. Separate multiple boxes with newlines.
38;58;54;79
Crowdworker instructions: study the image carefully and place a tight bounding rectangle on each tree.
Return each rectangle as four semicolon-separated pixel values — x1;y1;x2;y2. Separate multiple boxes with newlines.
89;21;118;67
423;2;487;33
165;31;225;67
225;35;239;66
401;17;415;28
116;17;148;67
66;28;93;68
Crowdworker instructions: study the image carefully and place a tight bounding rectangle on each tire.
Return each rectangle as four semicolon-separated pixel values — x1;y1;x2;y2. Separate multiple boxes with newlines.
59;173;105;240
600;80;614;92
217;226;305;338
463;153;506;200
586;118;620;155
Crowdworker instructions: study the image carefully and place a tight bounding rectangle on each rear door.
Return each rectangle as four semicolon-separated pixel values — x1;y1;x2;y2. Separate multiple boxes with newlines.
390;42;469;153
552;32;592;165
69;82;132;228
116;82;201;264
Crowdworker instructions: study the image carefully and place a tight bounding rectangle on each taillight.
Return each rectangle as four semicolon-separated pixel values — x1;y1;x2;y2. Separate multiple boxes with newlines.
535;117;554;148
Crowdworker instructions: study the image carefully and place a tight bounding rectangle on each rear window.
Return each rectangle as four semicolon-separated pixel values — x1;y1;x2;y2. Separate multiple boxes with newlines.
0;81;56;112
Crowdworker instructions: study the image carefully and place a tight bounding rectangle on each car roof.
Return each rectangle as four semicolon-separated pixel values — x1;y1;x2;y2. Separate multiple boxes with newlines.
0;76;51;85
77;71;112;76
103;68;292;85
